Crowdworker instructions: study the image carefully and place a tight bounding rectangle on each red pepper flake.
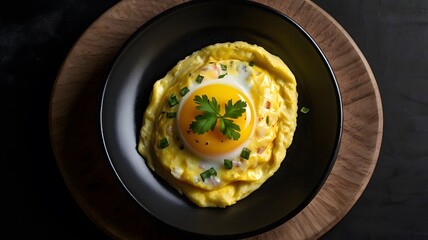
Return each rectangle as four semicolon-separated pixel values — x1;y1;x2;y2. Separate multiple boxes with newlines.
265;101;271;109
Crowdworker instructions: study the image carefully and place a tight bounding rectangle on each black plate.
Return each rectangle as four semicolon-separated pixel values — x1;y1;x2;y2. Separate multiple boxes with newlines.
100;0;342;238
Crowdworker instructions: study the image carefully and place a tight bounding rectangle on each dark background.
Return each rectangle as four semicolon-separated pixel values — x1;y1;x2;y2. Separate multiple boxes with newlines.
2;0;427;239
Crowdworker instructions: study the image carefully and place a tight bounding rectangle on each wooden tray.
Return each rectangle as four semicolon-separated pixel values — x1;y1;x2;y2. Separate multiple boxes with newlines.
49;0;383;239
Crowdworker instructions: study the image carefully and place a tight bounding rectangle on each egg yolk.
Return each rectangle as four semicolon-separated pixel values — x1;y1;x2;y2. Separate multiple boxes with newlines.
177;83;255;158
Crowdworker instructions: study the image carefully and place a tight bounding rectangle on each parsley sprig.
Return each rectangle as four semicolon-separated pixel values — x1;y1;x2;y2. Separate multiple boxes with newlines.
189;95;247;140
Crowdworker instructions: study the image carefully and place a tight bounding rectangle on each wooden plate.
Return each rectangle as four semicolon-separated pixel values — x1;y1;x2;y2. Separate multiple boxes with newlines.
49;0;383;239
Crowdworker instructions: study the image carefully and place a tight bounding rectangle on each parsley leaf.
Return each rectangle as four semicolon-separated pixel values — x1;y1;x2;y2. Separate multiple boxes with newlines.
194;95;221;116
219;118;241;140
223;99;247;118
189;111;218;134
189;95;247;140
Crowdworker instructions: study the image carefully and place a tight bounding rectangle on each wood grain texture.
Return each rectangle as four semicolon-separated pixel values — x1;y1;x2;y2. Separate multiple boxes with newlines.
49;0;383;239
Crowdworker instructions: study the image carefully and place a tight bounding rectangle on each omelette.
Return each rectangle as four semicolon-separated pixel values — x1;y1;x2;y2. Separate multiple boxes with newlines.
138;41;298;207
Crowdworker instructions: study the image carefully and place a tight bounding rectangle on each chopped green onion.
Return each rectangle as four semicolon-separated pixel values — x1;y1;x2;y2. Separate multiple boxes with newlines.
240;147;251;160
224;159;233;169
218;73;227;79
195;75;204;83
300;107;310;114
249;61;255;66
159;138;169;149
200;167;217;181
266;116;270;125
168;94;179;107
180;87;190;96
220;64;227;71
166;112;177;118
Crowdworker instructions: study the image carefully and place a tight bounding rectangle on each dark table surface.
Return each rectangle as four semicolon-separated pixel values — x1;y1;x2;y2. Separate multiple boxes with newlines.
2;0;427;239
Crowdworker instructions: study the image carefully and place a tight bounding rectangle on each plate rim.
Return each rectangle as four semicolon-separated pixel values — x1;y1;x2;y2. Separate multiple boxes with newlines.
99;0;343;238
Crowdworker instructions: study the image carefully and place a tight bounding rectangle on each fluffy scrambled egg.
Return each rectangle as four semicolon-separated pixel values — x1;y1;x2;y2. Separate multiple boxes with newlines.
138;41;297;207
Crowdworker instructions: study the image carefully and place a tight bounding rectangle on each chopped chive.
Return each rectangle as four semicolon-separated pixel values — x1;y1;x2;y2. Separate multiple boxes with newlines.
266;116;270;125
200;167;217;181
195;75;204;83
249;61;255;66
300;107;310;114
166;112;177;118
220;64;227;71
168;94;179;107
159;138;169;149
240;147;251;160
180;87;190;96
208;167;217;175
218;73;227;79
224;159;233;169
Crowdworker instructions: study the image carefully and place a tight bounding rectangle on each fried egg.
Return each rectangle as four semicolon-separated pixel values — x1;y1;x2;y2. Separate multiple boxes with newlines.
138;41;297;207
